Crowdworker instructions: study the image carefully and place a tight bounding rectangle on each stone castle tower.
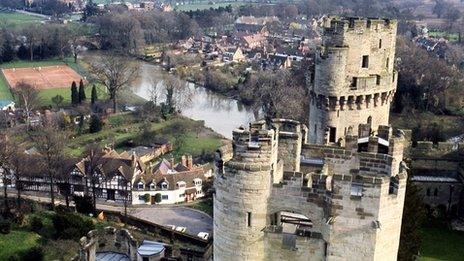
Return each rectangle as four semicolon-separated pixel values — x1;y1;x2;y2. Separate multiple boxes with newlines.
214;119;407;260
309;17;398;145
213;16;407;261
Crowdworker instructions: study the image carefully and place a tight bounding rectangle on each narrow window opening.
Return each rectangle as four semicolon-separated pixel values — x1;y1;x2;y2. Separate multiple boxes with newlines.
350;77;358;88
426;188;431;196
362;55;369;68
378;39;382;49
376;75;381;85
386;57;390;69
329;127;336;143
247;212;252;227
434;188;438;197
337;110;339;117
351;182;363;197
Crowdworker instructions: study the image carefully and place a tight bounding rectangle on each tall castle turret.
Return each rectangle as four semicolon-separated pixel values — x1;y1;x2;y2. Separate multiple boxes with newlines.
308;17;398;145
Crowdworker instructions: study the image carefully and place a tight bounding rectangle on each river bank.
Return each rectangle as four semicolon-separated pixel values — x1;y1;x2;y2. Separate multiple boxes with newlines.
131;61;258;139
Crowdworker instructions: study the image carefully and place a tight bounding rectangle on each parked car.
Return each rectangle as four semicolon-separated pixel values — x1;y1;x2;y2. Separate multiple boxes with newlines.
166;225;176;230
197;232;209;240
175;226;187;233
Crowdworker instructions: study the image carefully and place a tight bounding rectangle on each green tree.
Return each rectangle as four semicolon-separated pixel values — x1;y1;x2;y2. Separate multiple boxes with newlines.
51;95;64;108
78;79;86;103
91;84;98;104
71;81;79;105
89;115;103;133
398;180;426;260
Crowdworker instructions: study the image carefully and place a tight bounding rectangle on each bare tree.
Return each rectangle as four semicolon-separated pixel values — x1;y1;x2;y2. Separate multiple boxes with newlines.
91;54;139;112
31;123;67;209
14;81;39;127
240;69;307;122
0;133;15;214
9;145;28;208
163;74;193;112
83;143;105;211
22;25;41;61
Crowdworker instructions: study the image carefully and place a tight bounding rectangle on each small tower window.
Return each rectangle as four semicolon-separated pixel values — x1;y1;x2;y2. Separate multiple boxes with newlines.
247;212;252;227
329;127;336;143
386;58;390;69
362;55;369;68
351;77;358;88
434;188;438;197
427;188;431;196
379;39;382;49
376;75;381;85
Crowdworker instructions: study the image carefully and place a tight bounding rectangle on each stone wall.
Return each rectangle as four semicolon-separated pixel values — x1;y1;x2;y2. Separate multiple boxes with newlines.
78;227;138;261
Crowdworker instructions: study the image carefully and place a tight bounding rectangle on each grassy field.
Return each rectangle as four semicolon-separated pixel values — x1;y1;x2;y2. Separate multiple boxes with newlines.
429;30;460;42
66;115;223;157
174;1;251;11
419;227;464;260
186;198;213;217
0;10;44;28
0;230;41;260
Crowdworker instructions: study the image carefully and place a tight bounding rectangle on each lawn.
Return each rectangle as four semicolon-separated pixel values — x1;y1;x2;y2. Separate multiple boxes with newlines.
428;30;460;42
38;84;107;107
0;10;44;28
66;115;223;157
419;227;464;260
186;198;213;217
174;1;251;11
0;230;41;260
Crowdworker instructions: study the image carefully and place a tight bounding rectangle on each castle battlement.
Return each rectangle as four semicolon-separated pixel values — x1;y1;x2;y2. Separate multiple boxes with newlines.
323;16;397;36
214;119;407;261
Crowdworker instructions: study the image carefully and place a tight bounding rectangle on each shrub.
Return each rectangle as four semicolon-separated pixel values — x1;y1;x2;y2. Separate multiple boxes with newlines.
52;213;95;240
0;219;11;234
154;193;162;203
29;216;43;233
20;246;44;261
143;193;151;203
73;195;95;215
89;115;103;133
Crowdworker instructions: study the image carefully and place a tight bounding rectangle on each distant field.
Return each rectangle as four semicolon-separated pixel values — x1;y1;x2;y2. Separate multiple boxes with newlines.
428;30;460;42
174;1;252;11
0;10;43;27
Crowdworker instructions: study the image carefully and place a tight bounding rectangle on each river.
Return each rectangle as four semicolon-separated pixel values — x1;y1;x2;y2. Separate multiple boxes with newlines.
132;62;258;139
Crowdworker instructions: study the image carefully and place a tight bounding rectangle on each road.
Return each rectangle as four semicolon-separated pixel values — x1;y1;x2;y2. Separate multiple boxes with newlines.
6;192;213;236
131;207;213;235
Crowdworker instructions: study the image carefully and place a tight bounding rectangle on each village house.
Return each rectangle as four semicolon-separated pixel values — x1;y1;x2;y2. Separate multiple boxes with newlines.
131;155;210;205
6;146;209;206
222;47;245;62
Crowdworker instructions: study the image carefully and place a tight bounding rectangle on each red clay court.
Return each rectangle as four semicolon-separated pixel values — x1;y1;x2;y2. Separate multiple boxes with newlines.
1;65;84;90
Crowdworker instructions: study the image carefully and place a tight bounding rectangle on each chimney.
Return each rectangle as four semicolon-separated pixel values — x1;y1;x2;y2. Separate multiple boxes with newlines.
181;155;187;167
187;155;193;170
170;157;175;167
